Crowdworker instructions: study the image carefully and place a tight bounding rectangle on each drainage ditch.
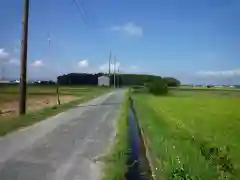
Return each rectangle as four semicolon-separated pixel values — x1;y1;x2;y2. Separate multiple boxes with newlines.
125;97;153;180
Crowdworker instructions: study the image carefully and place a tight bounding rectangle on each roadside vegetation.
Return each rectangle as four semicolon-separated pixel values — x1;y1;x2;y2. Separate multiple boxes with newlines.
133;88;240;179
102;91;129;180
0;85;109;136
148;80;169;95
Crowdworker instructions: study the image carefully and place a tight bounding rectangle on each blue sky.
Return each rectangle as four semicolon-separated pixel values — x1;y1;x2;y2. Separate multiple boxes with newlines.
0;0;240;84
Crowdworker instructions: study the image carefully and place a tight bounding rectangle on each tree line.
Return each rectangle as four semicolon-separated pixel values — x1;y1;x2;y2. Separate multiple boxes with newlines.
57;73;180;87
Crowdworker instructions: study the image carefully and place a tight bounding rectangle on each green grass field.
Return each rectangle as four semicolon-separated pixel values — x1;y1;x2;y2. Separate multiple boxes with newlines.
133;89;240;179
0;85;109;135
174;85;240;91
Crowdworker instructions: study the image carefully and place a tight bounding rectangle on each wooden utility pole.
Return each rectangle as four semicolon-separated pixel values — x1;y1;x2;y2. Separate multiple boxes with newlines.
56;84;60;105
114;57;116;89
48;33;61;105
108;51;111;77
1;66;4;81
19;0;30;115
108;51;111;87
117;67;120;88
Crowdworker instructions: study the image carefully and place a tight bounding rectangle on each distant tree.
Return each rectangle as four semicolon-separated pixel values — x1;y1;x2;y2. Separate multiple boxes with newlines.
207;85;213;88
58;73;98;85
48;81;56;84
148;80;168;95
57;73;180;88
163;77;181;87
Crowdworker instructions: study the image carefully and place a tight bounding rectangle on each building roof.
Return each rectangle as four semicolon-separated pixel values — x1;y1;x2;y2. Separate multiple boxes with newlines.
98;76;109;79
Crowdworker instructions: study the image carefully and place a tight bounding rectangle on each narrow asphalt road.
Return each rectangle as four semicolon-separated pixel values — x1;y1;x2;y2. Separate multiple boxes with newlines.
0;89;125;180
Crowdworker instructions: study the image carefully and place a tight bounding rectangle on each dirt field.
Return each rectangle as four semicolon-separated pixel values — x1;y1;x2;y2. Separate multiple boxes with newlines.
0;85;109;136
0;95;79;117
0;85;106;119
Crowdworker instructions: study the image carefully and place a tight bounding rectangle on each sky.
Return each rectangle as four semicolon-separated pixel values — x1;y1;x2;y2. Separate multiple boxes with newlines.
0;0;240;84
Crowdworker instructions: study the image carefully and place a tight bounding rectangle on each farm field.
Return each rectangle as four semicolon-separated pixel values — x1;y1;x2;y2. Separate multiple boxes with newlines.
0;85;108;135
171;85;240;92
133;89;240;179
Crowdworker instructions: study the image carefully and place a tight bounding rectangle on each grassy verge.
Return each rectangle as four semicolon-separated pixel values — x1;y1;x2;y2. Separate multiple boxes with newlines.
102;91;129;180
0;87;109;136
133;91;240;179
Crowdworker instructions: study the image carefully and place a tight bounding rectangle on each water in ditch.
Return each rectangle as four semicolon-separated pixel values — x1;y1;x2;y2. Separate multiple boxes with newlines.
125;97;153;180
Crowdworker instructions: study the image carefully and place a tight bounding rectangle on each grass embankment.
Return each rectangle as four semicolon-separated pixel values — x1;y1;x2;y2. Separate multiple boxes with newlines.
0;85;109;136
133;90;240;179
102;91;129;180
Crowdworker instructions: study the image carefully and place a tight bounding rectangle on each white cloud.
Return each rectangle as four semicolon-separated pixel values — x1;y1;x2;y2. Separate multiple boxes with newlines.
77;59;89;68
130;65;137;70
9;59;20;66
0;48;20;66
197;69;240;78
14;47;20;54
12;40;21;54
0;48;19;66
31;60;44;67
0;48;9;62
111;22;143;37
99;62;120;72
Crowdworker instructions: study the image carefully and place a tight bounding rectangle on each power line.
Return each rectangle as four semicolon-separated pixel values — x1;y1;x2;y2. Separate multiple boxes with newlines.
77;0;89;20
72;0;89;26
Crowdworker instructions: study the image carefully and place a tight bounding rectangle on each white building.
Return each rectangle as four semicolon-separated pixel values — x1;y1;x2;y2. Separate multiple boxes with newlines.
11;80;20;84
0;80;10;84
98;76;110;86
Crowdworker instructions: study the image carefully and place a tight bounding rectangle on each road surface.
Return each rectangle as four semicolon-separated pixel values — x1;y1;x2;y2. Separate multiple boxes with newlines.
0;90;125;180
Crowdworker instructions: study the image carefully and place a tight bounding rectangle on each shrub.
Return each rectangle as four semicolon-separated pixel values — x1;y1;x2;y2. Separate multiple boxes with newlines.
148;80;168;95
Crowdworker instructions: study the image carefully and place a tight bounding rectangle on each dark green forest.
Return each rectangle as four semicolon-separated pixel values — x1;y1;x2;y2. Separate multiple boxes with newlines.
57;73;180;87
